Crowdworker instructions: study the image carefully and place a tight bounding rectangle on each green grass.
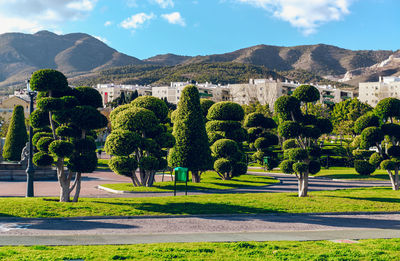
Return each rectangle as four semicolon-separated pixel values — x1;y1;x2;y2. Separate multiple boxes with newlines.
0;187;399;218
96;158;110;171
2;239;400;260
102;171;279;192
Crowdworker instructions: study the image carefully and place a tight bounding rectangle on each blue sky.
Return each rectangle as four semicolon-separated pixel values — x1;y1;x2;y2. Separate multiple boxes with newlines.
0;0;399;59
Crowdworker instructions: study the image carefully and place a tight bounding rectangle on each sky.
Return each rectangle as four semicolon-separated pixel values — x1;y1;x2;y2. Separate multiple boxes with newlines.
0;0;399;59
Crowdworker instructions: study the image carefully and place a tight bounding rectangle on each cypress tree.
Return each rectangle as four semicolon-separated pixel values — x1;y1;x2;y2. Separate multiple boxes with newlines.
3;105;28;161
168;85;212;183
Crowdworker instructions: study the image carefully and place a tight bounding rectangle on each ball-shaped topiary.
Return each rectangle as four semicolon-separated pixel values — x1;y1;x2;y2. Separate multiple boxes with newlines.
33;152;54;167
375;97;400;121
30;69;68;93
369;152;383;167
49;140;74;158
113;107;159;133
32;132;53;147
352;149;374;160
278;121;301;138
55;126;80;138
292;85;320;103
274;95;300;114
200;99;215;118
70;106;108;131
110;103;131;126
244;113;277;129
214;158;231;174
30;109;50;129
73;138;97;153
380;159;396;171
354;160;375;176
293;162;308;174
108;156;138;177
280;160;295;174
302;125;321;139
131;96;168;122
61;96;79;109
360;127;384;148
104;130;141;156
381;123;400;139
211;139;239;159
207;101;244;121
72;87;103;108
37;97;64;111
282;139;298;150
232;161;247;176
67;152;98;173
315;118;333;134
388;146;400;158
354;114;380;134
308;160;321;174
288;148;308;161
36;137;55;152
206;120;242;132
254;135;278;150
139;156;159;171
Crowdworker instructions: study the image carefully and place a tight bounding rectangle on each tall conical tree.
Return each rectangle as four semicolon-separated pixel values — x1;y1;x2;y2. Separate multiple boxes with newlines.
168;85;212;183
2;105;28;161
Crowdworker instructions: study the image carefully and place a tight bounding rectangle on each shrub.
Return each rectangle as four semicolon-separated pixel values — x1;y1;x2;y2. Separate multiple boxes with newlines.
2;105;28;161
352;149;375;160
380;159;396;171
30;69;68;92
292;85;320;102
354;160;375;176
354;114;380;134
302;125;321;139
104;130;141;156
278;121;301;138
49;140;74;158
108;156;138;177
232;162;247;176
55;126;80;138
211;139;239;159
139;156;159;171
68;151;98;173
280;160;294;174
214;158;231;174
36;137;54;152
200;99;215;118
207;101;244;121
131;96;169;122
308;160;321;174
375;97;400;121
388;146;400;158
73;138;97;153
32;132;53;147
287;148;308;161
33;152;54;167
360;127;384;148
282;139;298;150
293;162;308;174
72;86;103;108
369;152;383;167
112;107;159;133
206;120;242;132
315;118;333;134
37;97;64;111
381;123;400;138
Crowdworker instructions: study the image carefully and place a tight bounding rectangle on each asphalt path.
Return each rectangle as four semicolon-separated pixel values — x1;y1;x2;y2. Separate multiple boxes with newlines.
1;213;400;245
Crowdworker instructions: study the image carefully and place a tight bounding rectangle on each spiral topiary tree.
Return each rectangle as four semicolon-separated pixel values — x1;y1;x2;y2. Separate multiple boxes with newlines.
244;112;278;170
2;105;28;161
105;96;175;187
168;85;212;183
206;101;247;179
353;97;400;190
30;69;107;202
276;85;331;197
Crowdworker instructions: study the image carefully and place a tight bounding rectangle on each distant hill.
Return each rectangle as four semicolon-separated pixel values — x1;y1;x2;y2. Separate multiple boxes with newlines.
0;31;397;91
0;31;142;89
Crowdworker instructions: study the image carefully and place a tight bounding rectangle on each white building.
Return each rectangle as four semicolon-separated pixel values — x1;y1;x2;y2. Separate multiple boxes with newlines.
229;79;353;110
359;76;400;106
95;84;151;106
152;82;230;104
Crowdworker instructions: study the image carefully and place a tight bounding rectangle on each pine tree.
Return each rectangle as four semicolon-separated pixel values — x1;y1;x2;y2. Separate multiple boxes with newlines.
2;105;28;161
168;85;212;183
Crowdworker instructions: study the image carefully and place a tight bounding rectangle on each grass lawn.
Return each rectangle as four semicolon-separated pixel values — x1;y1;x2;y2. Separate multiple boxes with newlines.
0;187;399;218
102;171;279;192
1;239;400;260
96;158;110;171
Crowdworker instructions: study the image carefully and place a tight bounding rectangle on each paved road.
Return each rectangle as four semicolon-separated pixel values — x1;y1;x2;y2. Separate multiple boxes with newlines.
1;213;400;245
0;171;392;198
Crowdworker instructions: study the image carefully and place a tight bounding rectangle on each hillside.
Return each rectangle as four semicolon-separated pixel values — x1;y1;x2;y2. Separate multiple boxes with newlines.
72;62;354;90
0;31;142;90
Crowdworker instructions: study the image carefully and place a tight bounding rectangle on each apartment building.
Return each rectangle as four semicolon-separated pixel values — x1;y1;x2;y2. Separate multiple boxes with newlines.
95;84;152;106
359;76;400;106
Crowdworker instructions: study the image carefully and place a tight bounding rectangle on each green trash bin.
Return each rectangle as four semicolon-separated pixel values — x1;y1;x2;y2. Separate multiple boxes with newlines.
174;167;189;196
263;156;270;170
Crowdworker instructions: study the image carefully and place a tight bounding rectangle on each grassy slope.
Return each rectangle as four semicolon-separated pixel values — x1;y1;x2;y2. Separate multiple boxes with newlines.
1;239;400;260
0;188;399;218
102;171;279;192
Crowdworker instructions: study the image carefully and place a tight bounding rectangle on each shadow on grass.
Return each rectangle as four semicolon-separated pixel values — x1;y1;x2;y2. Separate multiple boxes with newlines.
315;174;389;180
328;195;400;204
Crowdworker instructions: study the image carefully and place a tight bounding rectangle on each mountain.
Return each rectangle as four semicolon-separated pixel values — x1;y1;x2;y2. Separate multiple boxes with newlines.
0;31;142;89
146;44;394;77
144;53;192;66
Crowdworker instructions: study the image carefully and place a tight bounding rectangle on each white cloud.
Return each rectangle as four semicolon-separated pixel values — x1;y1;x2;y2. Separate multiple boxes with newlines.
0;0;97;34
162;12;186;26
120;13;156;30
153;0;174;8
104;21;113;26
237;0;351;35
94;35;109;44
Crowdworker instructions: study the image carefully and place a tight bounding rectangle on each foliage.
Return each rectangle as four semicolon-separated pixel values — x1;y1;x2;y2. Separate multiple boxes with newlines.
30;69;68;92
375;97;400;122
131;96;169;122
292;84;320;103
200;99;215;119
354;160;375;176
168;85;212;182
32;151;54;166
207;101;244;121
2;105;28;161
353;113;380;134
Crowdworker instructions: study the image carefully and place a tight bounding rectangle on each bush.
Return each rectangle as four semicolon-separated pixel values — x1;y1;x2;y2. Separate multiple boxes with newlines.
200;99;215;118
354;160;375;176
206;120;242;132
360;127;384;148
293;162;308;173
104;130;141;156
30;69;69;92
32;132;53;147
274;96;300;114
380;159;396;171
2;105;28;161
49;140;74;158
352;149;375;160
320;156;350;167
302;125;321;139
309;160;321;174
139;156;159;171
280;160;294;174
207;101;244;121
369;152;383;167
68;151;98;173
72;87;103;108
55;126;80;138
108;156;138;177
375;97;400;121
287;148;308;161
354;114;380;134
36;137;54;152
292;85;320;102
315;118;333;134
131;96;169;122
278;121;301;138
254;136;277;150
211;139;239;159
73;138;97;153
282;139;298;150
381;123;400;138
388;146;400;158
113;107;159;133
232;161;247;176
33;152;54;167
214;158;231;174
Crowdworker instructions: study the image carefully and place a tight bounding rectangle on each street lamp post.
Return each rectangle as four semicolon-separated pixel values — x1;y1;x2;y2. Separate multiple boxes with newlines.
26;79;36;197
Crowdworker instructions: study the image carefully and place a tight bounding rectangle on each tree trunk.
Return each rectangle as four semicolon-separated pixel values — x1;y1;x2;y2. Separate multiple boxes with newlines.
56;158;70;202
191;171;201;183
302;173;309;197
394;167;399;191
147;171;156;187
72;172;82;202
297;173;303;197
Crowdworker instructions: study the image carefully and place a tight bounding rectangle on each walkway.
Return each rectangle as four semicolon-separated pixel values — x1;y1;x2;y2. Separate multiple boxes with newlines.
1;212;400;245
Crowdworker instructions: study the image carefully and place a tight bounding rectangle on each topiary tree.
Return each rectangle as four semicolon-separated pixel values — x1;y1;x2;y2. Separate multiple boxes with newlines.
105;96;175;187
211;139;246;180
168;86;212;183
353;97;400;189
2;105;28;161
275;85;331;197
206;101;247;178
200;99;215;121
244;112;278;170
30;69;107;202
